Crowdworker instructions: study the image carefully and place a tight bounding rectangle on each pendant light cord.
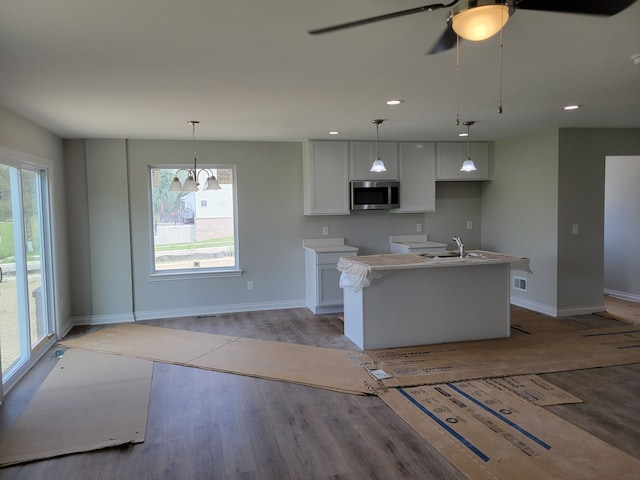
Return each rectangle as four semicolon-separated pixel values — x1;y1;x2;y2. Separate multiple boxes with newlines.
456;34;460;126
189;120;199;178
466;122;470;157
498;8;504;114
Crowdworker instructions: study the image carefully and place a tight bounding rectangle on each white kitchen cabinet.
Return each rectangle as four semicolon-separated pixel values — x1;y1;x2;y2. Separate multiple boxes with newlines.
303;140;351;215
391;142;436;213
436;142;490;180
349;141;399;180
303;239;358;314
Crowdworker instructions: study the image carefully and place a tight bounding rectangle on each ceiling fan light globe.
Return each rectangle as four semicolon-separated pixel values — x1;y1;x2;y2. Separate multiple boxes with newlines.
452;4;509;41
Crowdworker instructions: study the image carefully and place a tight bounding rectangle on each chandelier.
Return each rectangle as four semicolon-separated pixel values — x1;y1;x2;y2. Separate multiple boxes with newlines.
169;120;221;192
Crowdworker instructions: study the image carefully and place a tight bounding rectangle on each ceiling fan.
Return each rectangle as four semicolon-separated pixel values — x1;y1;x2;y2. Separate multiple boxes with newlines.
309;0;637;54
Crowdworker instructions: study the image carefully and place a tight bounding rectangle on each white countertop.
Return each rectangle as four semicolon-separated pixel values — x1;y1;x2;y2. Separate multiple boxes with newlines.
389;234;447;249
302;238;359;254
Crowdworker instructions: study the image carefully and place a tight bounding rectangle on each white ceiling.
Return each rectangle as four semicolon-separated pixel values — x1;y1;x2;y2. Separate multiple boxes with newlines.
1;1;639;142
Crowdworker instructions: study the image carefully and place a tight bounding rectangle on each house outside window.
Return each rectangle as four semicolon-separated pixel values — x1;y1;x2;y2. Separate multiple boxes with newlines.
150;166;238;273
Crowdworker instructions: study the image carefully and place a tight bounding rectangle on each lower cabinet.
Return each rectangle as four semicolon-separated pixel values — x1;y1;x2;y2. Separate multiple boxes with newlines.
304;242;358;314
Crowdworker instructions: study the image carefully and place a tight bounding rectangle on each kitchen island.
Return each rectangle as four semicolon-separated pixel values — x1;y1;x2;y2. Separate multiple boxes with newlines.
338;251;531;350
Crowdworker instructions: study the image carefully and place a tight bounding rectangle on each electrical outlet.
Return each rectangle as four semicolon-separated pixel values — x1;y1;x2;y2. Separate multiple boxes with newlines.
322;226;329;236
416;223;422;232
467;221;473;230
572;224;579;235
247;280;254;290
193;261;200;267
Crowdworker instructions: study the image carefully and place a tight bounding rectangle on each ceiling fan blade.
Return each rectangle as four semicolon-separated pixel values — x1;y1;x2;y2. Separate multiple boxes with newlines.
514;0;637;16
427;25;457;54
308;1;459;35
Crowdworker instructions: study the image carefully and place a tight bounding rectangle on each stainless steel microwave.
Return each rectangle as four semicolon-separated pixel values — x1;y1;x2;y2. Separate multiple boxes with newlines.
350;180;400;210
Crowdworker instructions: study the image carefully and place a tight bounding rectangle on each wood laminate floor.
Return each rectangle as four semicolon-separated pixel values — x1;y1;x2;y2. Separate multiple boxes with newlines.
1;308;639;479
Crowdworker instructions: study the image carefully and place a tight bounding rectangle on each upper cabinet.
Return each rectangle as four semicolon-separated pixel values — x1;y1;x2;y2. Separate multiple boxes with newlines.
436;142;490;181
349;142;399;180
391;142;436;213
303;140;350;216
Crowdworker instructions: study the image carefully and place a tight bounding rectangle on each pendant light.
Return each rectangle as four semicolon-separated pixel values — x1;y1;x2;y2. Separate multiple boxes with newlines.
370;119;387;173
460;121;477;172
169;121;222;192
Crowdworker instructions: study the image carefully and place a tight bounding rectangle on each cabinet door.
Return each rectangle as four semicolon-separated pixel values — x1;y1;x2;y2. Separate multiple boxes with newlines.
350;142;399;180
436;142;490;180
392;142;436;213
303;141;350;215
317;265;343;306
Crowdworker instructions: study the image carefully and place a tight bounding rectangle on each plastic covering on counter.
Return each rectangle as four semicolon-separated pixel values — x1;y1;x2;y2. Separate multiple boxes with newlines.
338;258;383;292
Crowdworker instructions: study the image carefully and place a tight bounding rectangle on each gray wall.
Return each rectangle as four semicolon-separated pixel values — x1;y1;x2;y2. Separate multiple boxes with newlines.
65;138;483;323
0;106;70;335
481;129;560;315
557;129;640;313
482;127;640;316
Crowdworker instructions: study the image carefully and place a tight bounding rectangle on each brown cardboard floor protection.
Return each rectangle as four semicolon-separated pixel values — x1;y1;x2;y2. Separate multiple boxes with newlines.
380;380;640;480
362;325;640;388
595;295;640;325
0;349;152;467
482;374;582;406
60;324;373;395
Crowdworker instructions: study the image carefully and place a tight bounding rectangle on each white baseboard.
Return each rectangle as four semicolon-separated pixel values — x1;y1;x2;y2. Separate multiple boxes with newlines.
510;296;606;318
510;297;558;317
69;299;307;325
134;299;306;322
71;312;135;326
604;289;640;303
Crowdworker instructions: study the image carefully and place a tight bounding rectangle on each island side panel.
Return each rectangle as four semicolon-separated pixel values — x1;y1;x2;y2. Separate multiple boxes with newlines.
344;262;511;350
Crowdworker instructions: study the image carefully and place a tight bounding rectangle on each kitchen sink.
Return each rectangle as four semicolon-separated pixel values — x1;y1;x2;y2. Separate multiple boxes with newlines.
420;251;462;258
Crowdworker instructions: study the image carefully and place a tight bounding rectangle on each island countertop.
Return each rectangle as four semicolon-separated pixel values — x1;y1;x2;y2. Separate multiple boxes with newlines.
338;250;531;291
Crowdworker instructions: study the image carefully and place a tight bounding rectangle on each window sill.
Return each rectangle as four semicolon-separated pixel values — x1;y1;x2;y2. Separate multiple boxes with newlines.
149;269;243;281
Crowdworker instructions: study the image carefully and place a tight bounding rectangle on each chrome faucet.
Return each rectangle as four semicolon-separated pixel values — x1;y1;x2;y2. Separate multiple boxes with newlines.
452;236;465;258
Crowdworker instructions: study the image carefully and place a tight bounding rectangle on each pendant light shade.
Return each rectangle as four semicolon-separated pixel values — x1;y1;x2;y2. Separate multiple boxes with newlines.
451;2;510;42
460;121;477;172
370;119;387;173
460;158;477;172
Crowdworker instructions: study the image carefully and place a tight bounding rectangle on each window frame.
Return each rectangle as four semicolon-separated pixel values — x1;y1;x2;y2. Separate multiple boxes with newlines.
147;164;241;279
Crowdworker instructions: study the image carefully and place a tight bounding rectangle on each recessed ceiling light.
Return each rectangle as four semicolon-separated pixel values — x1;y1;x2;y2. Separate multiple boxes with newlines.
328;131;341;135
386;99;404;105
563;104;582;111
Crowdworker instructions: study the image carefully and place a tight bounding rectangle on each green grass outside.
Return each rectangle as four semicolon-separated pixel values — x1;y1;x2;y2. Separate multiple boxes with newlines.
155;236;234;252
0;220;42;262
0;221;15;260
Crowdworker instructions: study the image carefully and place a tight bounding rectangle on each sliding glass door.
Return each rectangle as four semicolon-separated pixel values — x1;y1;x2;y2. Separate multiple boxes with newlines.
0;160;53;395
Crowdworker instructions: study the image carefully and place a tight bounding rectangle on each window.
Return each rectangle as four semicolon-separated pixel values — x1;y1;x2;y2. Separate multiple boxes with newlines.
150;166;238;274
